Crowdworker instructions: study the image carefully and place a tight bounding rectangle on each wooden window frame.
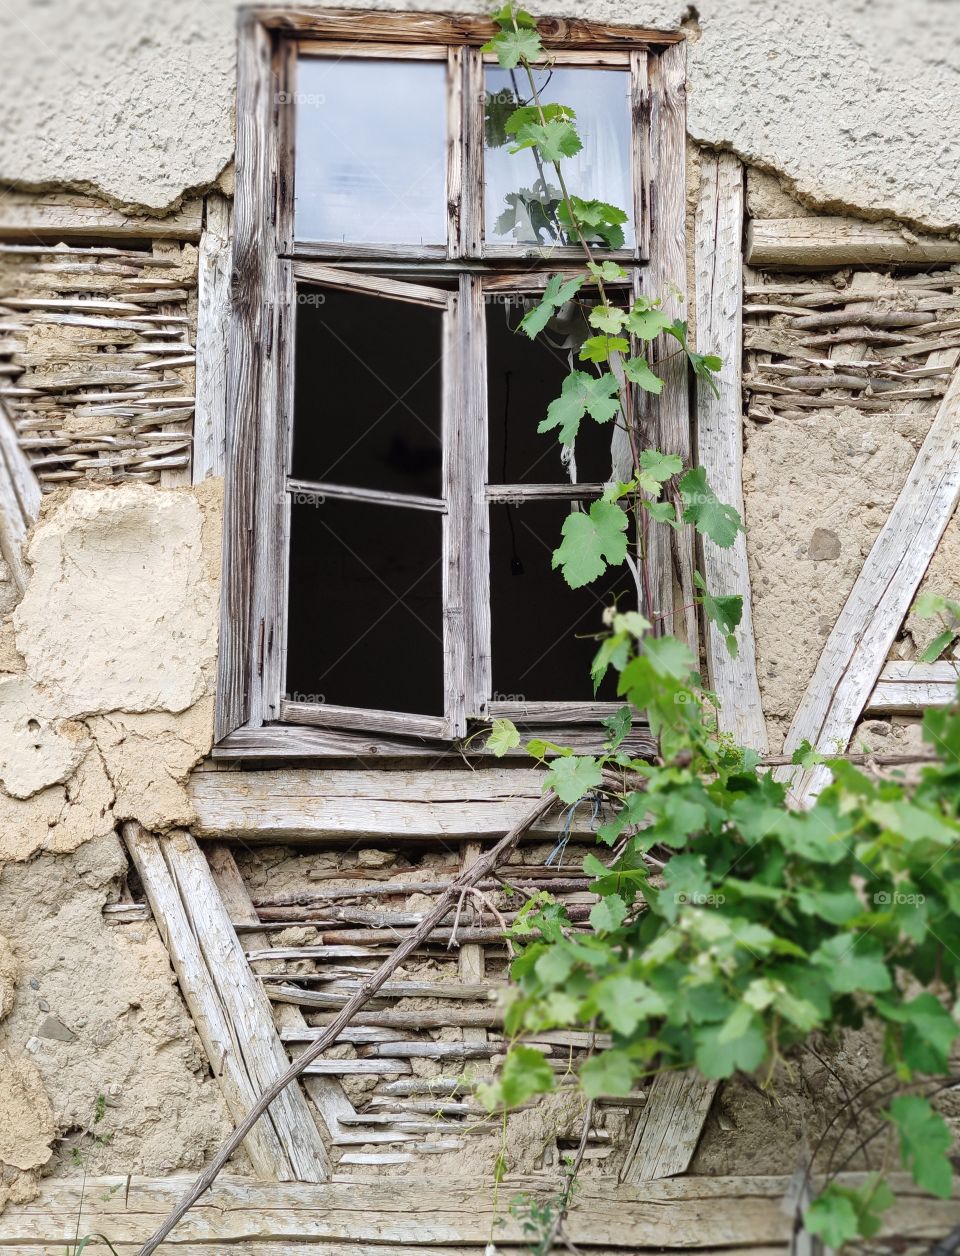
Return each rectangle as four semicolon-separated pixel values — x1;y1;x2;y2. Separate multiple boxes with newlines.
216;7;689;759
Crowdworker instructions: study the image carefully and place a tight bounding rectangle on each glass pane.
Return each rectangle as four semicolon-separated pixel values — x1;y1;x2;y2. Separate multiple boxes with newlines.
293;284;443;498
489;500;633;702
286;498;444;715
484;66;633;249
487;297;614;485
295;57;447;245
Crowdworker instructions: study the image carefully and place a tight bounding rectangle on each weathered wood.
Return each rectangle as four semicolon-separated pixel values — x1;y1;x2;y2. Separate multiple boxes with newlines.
256;9;686;46
0;398;41;594
746;217;960;268
291;261;449;307
779;362;960;804
280;699;448;742
136;827;330;1181
866;659;959;713
620;1070;717;1185
205;845;359;1148
193;195;232;482
297;1007;504;1031
0;192;203;240
642;43;694;647
4;1173;955;1250
122;824;301;1180
216;15;275;740
286;479;446;513
694;153;768;751
213;722;657;759
189;766;591;840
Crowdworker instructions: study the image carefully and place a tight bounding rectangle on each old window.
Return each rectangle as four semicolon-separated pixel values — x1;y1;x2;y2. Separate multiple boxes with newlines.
218;10;687;755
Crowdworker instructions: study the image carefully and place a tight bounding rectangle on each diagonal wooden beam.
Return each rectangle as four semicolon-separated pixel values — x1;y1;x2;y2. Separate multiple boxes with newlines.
0;398;41;595
123;823;330;1182
778;359;960;805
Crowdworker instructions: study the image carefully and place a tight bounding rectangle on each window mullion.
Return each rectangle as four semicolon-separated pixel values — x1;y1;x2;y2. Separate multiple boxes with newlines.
461;48;484;258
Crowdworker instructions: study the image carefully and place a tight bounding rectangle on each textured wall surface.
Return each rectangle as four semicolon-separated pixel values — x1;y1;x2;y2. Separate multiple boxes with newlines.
1;0;958;229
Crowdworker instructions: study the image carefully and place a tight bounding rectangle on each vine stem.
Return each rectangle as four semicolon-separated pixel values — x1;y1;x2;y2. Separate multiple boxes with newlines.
131;794;559;1256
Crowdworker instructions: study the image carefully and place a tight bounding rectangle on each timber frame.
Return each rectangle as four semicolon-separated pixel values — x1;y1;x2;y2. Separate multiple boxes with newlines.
215;7;692;755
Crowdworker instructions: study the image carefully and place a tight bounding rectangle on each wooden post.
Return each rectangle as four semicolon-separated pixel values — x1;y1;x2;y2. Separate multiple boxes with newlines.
193;194;232;483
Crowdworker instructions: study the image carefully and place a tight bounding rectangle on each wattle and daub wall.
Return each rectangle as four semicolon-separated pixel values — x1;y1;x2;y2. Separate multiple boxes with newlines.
0;0;958;1213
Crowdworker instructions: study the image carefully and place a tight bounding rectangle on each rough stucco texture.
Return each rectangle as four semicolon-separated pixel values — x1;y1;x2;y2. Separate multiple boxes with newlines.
0;0;958;230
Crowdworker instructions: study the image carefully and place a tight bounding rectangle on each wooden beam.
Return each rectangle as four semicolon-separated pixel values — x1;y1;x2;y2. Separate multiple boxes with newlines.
253;9;685;47
621;1070;718;1186
193;195;232;483
2;1172;955;1250
188;767;595;841
124;823;330;1182
866;660;959;713
122;823;304;1180
205;843;359;1147
746;217;960;269
693;153;767;750
778;363;960;804
0;191;203;241
0;398;41;595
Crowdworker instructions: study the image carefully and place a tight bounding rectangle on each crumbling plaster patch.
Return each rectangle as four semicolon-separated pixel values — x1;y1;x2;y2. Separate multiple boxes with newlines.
0;0;958;230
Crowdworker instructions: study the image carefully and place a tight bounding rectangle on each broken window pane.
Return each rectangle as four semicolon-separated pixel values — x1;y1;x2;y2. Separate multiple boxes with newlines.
484;65;633;249
489;500;633;702
286;498;444;715
293;284;444;499
486;297;614;485
295;57;447;245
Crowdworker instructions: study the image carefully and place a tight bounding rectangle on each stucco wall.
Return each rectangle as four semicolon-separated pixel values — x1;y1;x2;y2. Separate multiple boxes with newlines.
1;0;959;231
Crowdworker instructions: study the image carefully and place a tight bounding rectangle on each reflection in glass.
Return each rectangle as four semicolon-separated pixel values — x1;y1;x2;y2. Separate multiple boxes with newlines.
484;65;633;249
295;57;447;245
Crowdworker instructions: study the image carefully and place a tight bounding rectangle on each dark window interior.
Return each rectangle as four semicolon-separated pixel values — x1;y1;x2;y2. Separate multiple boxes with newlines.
489;500;632;702
486;300;614;485
286;498;444;715
293;286;444;498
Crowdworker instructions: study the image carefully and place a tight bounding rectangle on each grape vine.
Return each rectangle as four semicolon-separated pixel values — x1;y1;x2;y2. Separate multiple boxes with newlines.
481;7;960;1249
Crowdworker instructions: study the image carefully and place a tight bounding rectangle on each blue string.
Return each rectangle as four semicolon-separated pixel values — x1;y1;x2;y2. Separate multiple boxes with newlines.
545;793;604;868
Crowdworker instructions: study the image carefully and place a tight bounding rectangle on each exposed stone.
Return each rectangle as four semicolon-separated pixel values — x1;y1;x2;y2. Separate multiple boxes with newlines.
807;529;842;562
358;848;395;869
36;1015;76;1043
14;485;218;718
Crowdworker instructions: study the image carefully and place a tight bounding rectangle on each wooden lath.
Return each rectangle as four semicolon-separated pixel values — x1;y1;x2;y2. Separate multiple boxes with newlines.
0;397;40;593
123;823;330;1182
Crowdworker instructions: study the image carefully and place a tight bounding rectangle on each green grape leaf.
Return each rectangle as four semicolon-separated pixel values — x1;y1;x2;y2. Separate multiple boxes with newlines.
602;704;632;750
812;936;891;994
867;799;959;847
504;102;574;135
481;26;542;68
510;118;582;162
499;1044;555;1107
693;571;743;659
544;754;603;804
589;892;628;933
623;355;664;394
679;466;743;548
490;4;537;28
919;629;958;663
588;260;628;281
552;500;629;588
804;1189;861;1249
594;976;666;1035
588;305;627;335
889;1095;953;1197
558;197;628;249
694;1016;765;1078
538;370;621;445
625;305;674;341
519;273;586;339
636;448;682;492
642;499;680;529
579;335;629;363
580;1049;635;1098
486;717;521;757
876;993;960;1074
644;635;697;681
